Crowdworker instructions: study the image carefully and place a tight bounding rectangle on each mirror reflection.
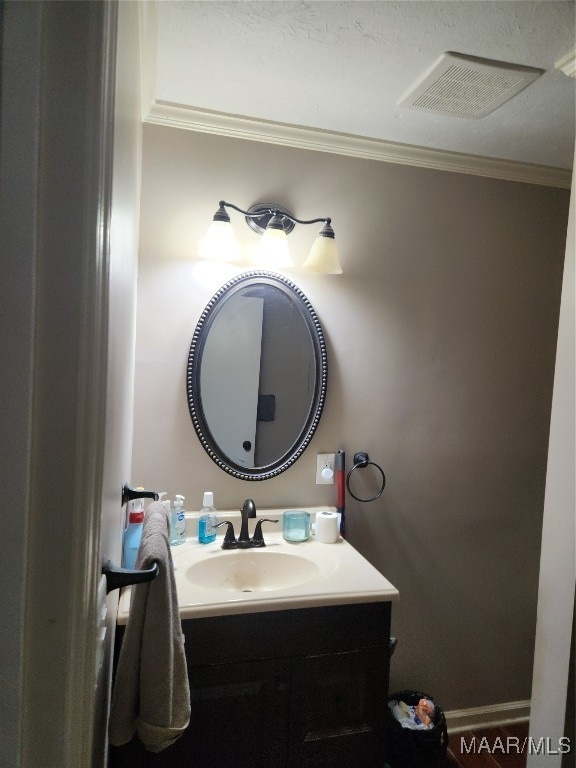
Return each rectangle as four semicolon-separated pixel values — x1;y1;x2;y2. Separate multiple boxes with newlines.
187;272;327;480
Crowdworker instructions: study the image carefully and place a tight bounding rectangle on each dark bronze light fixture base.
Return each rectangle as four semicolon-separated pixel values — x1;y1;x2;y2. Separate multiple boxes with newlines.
245;203;296;235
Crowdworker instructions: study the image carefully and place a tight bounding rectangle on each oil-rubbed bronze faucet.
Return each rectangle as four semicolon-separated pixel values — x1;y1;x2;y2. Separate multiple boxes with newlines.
237;498;256;547
214;499;278;549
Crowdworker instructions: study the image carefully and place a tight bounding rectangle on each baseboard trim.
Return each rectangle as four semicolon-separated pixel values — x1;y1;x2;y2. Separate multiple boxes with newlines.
445;700;531;733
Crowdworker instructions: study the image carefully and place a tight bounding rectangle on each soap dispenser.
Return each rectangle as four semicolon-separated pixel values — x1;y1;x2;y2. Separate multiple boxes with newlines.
172;494;186;545
198;491;217;544
159;493;174;541
158;491;169;515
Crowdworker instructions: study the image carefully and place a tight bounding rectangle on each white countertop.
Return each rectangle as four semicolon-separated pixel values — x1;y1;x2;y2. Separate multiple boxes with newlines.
117;508;398;624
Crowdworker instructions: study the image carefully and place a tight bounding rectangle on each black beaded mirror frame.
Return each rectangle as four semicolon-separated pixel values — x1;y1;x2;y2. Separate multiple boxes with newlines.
187;271;327;481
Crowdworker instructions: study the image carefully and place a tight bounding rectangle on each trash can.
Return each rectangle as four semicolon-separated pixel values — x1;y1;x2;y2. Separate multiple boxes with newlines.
384;689;449;768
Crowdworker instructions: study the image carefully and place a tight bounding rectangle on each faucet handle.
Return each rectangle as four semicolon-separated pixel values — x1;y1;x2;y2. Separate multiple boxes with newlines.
251;518;279;548
214;520;238;549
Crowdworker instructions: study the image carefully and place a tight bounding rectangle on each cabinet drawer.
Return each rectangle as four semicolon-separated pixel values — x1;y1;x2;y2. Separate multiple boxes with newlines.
182;602;391;665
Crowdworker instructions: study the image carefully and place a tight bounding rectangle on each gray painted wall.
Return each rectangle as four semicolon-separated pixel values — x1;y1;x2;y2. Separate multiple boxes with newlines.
132;124;568;710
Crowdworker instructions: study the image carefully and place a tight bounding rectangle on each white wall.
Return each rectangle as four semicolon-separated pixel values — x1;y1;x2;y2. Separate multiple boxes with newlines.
94;2;144;764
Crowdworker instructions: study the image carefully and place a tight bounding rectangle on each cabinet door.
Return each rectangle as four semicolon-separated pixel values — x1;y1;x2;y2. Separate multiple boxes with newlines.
110;658;290;768
289;648;388;768
183;657;290;768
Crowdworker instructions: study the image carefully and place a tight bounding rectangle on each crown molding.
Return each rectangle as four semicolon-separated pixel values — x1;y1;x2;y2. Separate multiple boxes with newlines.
145;101;571;189
555;49;576;78
139;0;571;189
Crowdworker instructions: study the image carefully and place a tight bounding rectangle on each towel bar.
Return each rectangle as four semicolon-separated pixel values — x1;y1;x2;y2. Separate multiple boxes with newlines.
102;559;159;594
121;483;159;507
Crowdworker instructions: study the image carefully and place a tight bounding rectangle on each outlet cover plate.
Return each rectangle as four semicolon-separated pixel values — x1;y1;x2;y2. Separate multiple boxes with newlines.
316;453;335;484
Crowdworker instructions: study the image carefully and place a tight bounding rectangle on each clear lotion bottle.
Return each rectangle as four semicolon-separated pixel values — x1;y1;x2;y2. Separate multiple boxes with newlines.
198;491;217;544
172;494;186;546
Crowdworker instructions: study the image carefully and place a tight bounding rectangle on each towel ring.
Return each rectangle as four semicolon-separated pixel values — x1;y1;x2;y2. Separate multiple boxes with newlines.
346;452;386;502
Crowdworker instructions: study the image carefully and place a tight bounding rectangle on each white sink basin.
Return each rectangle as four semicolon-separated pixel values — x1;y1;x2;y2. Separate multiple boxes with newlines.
185;550;322;592
117;507;399;622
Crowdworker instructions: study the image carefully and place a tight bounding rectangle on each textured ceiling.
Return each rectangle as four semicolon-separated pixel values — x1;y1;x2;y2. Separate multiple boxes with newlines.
154;1;575;170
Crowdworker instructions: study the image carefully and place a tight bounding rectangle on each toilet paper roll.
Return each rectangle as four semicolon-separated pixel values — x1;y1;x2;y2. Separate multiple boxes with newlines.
314;511;339;543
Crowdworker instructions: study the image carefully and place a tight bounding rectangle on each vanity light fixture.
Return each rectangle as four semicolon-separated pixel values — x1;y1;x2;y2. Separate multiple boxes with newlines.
200;201;343;274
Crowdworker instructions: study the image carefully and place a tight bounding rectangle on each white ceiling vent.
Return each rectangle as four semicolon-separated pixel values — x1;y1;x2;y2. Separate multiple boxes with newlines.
398;52;544;118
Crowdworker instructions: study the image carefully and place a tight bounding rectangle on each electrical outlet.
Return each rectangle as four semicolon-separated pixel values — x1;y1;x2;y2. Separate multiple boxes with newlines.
316;453;335;484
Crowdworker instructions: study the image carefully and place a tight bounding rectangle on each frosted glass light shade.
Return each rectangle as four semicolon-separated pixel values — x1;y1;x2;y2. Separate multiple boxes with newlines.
303;234;343;274
199;220;241;262
254;227;293;268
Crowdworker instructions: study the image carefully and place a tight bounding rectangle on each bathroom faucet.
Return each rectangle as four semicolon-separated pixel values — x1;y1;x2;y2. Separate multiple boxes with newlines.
213;499;278;549
237;498;256;548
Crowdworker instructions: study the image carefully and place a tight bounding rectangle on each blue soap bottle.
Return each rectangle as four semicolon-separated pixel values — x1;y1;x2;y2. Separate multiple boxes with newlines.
123;498;144;569
198;491;217;544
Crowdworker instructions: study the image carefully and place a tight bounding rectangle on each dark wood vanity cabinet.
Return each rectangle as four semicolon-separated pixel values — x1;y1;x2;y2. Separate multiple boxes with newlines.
110;602;392;768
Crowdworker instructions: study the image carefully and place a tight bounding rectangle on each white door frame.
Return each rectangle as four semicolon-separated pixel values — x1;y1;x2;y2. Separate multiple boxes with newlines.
527;164;575;766
1;2;119;765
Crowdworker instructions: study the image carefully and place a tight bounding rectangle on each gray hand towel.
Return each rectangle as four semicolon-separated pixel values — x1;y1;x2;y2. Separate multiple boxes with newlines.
109;501;191;752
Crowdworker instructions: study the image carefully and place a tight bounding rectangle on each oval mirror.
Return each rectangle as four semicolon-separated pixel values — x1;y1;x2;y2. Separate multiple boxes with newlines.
187;271;327;480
